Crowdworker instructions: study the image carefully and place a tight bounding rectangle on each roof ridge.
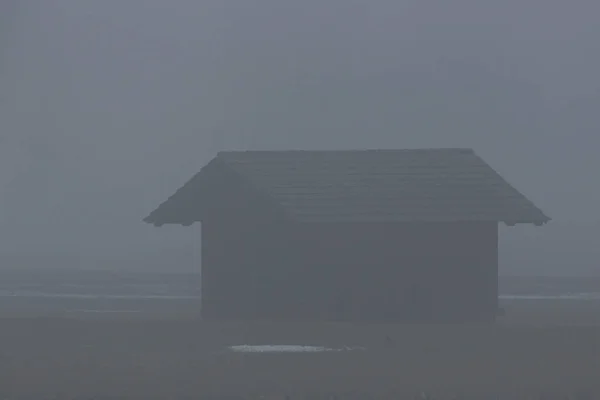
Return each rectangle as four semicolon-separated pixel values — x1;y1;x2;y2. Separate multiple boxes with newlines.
217;148;475;156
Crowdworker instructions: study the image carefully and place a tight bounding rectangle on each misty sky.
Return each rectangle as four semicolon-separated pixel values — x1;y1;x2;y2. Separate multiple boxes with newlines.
1;1;599;269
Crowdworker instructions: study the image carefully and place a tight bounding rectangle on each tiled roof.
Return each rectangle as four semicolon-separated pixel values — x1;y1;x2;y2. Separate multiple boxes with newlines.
145;149;550;225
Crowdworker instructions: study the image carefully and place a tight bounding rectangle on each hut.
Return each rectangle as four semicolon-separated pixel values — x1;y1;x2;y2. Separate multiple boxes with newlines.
144;149;550;322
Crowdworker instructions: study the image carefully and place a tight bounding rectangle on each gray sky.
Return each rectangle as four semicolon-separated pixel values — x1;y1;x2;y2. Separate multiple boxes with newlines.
1;0;599;270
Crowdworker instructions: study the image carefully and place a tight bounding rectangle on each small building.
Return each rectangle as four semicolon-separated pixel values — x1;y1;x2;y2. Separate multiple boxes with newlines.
144;149;549;322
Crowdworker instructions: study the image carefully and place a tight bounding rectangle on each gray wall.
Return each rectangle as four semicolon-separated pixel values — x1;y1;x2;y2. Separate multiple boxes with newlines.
290;221;498;322
203;209;499;322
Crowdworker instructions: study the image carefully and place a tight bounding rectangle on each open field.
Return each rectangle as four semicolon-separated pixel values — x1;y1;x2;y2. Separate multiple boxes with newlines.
1;304;599;398
0;271;598;398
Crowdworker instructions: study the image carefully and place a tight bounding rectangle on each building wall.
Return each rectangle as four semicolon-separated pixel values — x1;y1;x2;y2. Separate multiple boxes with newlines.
287;221;499;322
201;215;294;320
199;162;288;320
203;217;498;322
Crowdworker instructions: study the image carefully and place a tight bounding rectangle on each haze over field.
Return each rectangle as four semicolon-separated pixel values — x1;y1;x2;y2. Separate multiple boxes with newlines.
1;1;599;274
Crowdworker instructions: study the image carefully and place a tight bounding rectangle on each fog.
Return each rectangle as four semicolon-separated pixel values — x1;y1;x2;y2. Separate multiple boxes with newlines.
1;0;599;274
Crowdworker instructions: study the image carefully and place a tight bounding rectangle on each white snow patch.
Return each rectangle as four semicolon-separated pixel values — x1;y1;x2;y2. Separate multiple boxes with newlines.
228;345;365;353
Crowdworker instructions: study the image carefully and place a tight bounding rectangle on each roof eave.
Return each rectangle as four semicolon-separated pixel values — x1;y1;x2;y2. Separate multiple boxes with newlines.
503;217;551;227
142;212;198;227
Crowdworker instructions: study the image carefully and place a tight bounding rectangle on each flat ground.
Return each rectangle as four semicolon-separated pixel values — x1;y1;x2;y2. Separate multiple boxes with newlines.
0;272;598;398
0;301;599;399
